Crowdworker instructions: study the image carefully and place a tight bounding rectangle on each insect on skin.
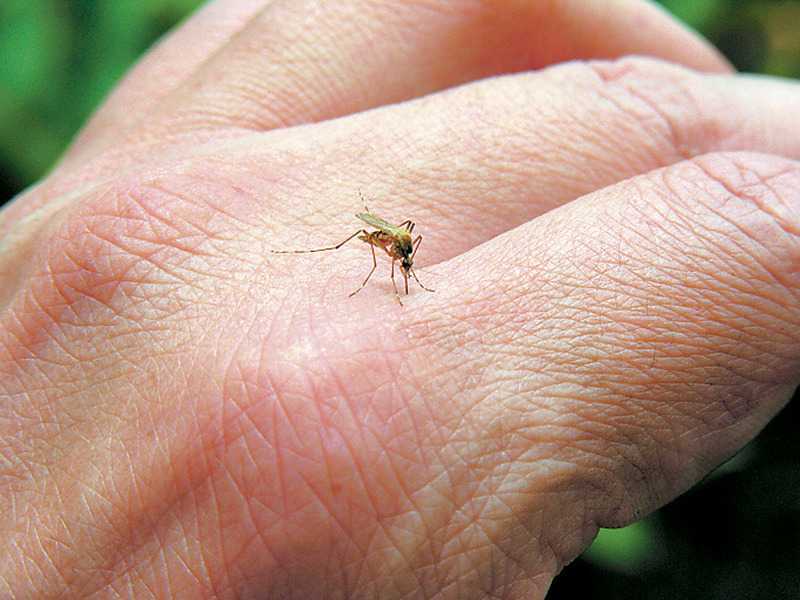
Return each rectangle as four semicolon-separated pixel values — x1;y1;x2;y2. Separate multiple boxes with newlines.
270;201;434;305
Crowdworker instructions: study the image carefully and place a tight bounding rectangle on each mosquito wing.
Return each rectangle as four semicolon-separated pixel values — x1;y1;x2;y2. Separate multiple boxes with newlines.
356;212;405;237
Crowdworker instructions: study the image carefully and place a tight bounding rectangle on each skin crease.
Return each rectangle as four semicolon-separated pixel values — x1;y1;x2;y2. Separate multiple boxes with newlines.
1;1;800;598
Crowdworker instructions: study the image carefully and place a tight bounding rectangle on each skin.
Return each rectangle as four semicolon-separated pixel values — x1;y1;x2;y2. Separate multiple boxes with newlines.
1;0;799;597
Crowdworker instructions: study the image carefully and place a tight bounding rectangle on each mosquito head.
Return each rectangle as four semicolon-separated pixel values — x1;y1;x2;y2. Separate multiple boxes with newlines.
400;250;414;274
396;237;414;272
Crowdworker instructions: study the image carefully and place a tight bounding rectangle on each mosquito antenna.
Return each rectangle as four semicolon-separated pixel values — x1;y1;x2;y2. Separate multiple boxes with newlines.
357;189;370;213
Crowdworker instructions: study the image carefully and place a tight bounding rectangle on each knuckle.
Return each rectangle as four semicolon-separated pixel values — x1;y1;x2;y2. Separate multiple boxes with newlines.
655;151;800;386
684;151;800;321
39;178;225;324
682;151;800;274
628;150;800;340
586;56;729;160
691;151;800;221
2;171;256;371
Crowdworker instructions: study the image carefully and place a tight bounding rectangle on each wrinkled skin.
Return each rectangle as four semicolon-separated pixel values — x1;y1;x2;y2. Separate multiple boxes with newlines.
2;1;800;598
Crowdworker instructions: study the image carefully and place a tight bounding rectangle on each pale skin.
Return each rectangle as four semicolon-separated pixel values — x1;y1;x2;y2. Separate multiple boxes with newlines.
1;1;800;598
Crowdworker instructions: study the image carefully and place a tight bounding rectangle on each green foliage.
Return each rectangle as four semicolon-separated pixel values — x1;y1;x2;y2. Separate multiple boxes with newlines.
659;0;725;29
0;0;204;195
584;518;664;574
0;0;71;186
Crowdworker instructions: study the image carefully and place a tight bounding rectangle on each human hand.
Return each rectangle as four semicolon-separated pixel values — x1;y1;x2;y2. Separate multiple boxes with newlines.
2;1;799;598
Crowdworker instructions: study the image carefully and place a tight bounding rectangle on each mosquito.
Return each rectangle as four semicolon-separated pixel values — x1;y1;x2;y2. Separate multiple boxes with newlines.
270;202;435;304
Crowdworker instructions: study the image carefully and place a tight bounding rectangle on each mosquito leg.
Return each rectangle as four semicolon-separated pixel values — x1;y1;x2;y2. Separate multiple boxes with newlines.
390;260;403;306
270;229;366;254
407;234;433;291
332;229;368;250
349;242;378;297
410;267;435;292
410;234;423;261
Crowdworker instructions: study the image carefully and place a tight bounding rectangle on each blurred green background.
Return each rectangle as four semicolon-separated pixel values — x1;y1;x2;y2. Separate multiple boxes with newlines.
0;0;798;598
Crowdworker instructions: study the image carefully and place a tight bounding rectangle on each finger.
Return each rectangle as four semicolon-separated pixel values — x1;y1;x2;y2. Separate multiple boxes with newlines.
133;0;729;138
261;58;800;269
15;57;791;256
413;151;800;572
60;0;272;165
24;1;728;223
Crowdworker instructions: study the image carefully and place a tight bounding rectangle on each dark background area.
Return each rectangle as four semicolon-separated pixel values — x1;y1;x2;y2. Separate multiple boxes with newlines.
1;1;798;598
